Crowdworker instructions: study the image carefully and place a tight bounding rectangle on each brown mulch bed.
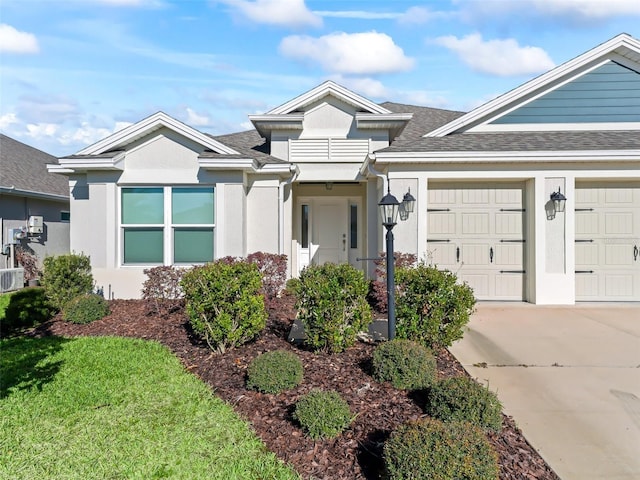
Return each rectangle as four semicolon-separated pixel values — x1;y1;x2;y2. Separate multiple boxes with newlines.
29;297;559;480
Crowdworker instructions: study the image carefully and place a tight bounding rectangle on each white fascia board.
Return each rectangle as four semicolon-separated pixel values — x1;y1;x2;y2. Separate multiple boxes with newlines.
248;114;304;128
374;149;640;163
426;33;640;138
0;186;69;201
198;158;257;171
50;152;126;172
267;80;391;115
78;112;239;155
471;122;640;132
356;113;413;128
259;163;296;175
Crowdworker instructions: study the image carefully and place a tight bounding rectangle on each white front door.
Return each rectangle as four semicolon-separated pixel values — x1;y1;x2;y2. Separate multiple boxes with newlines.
313;198;348;265
426;182;526;301
575;181;640;301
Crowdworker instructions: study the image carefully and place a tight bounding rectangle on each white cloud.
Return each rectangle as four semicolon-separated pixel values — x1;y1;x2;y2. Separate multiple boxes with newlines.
397;6;437;25
0;112;19;129
530;0;640;18
329;75;390;98
219;0;322;28
434;33;555;77
185;108;211;127
455;0;640;21
314;10;399;20
0;24;39;54
280;31;414;75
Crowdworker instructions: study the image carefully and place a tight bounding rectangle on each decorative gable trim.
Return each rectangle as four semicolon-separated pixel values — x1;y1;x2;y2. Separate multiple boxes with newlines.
77;112;239;155
266;80;391;115
427;33;640;137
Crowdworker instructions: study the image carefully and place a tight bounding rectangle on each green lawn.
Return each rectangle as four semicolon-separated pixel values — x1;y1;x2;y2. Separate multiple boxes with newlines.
0;336;299;480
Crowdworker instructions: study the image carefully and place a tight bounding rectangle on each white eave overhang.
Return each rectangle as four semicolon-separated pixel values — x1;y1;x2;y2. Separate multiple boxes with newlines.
356;113;413;138
0;186;69;201
198;157;294;176
47;152;126;174
368;149;640;165
248;114;305;139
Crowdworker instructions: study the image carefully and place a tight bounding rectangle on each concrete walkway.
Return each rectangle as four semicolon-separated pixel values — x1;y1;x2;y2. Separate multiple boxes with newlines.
449;303;640;480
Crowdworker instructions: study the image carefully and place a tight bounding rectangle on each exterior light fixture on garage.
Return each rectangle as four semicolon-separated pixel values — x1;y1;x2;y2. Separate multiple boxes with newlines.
550;188;567;214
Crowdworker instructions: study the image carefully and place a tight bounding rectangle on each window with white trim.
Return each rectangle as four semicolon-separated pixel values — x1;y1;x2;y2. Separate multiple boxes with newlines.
121;186;215;265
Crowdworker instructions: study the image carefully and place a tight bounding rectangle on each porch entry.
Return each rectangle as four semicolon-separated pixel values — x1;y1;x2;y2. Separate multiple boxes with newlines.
297;197;361;272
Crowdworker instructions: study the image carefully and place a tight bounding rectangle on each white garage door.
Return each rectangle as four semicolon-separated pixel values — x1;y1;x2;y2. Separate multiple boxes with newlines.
575;182;640;301
427;182;526;301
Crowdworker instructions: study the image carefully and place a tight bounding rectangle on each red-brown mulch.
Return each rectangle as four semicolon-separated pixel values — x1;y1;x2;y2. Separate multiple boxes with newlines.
29;297;559;480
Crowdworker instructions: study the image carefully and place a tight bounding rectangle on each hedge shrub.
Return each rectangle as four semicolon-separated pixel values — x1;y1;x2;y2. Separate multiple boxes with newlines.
294;389;353;440
181;259;267;354
141;266;185;316
0;288;52;335
371;339;437;390
41;253;93;311
63;293;110;324
246;350;303;394
395;262;475;349
425;376;503;432
383;418;499;480
293;263;372;354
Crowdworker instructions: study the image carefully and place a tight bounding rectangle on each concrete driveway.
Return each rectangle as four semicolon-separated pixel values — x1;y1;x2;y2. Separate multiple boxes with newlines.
449;303;640;480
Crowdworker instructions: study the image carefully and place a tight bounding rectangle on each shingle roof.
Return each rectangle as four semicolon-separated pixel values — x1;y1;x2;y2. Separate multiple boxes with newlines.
0;134;69;197
207;130;290;166
380;102;465;142
379;130;640;153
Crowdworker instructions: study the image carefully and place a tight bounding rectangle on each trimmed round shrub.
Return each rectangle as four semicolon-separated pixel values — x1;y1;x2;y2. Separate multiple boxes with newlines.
371;339;436;390
41;253;93;311
293;263;372;354
384;418;499;480
294;389;353;440
181;259;267;354
247;350;303;394
63;293;110;324
426;376;503;432
1;287;53;335
395;262;476;349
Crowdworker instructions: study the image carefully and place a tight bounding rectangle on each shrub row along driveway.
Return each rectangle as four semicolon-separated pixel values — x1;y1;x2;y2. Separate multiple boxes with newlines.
449;303;640;480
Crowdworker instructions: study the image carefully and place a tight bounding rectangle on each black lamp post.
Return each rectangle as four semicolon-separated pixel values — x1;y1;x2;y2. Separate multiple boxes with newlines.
378;182;415;340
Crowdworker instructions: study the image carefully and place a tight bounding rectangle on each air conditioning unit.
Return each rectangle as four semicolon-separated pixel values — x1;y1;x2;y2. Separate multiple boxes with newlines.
0;268;24;293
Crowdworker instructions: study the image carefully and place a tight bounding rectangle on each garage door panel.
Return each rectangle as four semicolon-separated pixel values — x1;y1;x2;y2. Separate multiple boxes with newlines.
605;213;634;235
461;213;490;234
495;274;524;298
427;182;526;301
576;182;640;301
428;212;456;235
576;244;598;265
495;244;523;266
576;212;599;235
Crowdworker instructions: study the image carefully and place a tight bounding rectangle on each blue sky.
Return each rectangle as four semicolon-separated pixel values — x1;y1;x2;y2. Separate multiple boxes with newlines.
1;0;639;156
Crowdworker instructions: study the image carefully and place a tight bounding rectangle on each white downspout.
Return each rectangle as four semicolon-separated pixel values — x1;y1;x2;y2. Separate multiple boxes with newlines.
278;164;300;254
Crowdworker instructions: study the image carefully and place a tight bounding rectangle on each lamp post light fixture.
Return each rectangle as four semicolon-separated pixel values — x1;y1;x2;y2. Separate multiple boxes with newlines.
378;180;415;341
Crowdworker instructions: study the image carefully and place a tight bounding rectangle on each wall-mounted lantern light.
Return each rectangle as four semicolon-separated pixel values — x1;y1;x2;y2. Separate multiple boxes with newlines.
550;188;566;213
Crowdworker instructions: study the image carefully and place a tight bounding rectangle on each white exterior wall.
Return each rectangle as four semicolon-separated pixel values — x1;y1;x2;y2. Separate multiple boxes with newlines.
246;177;280;254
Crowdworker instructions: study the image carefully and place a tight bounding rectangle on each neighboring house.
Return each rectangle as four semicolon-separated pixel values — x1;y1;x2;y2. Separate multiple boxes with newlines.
48;33;640;303
1;134;70;273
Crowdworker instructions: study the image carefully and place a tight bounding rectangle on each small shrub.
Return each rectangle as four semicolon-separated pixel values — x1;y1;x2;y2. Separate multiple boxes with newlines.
0;288;52;335
294;389;353;440
395;262;476;349
384;418;499;480
141;266;185;316
425;376;503;432
246;350;303;394
41;253;93;311
293;263;372;354
63;293;110;324
371;339;436;390
370;252;417;313
181;259;267;354
247;252;288;308
15;246;40;282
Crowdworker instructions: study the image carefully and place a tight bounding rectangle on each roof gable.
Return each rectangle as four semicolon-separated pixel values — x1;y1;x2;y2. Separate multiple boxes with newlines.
77;112;239;155
428;33;640;136
489;61;640;125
